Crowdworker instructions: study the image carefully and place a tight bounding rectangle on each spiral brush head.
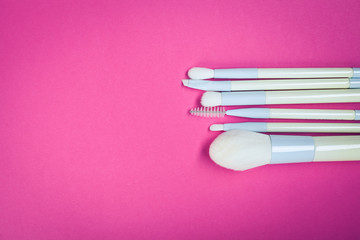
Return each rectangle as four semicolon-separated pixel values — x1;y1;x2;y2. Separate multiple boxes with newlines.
189;107;226;118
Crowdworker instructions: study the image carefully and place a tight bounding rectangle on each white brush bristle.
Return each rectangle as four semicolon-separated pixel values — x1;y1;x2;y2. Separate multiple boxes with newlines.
188;67;214;79
182;79;189;86
209;124;224;131
201;92;222;107
209;130;272;171
189;107;226;118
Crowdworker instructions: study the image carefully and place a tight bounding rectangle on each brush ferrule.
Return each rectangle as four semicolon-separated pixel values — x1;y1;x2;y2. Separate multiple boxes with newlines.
221;91;266;106
223;122;268;132
353;68;360;78
269;135;315;164
214;68;258;79
349;77;360;89
355;110;360;120
187;79;231;91
226;108;270;118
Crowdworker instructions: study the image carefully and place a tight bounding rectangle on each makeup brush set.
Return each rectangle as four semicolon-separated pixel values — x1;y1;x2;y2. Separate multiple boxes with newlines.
183;67;360;171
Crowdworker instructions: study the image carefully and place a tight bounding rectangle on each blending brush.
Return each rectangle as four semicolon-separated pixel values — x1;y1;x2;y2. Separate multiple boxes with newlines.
209;130;360;171
190;107;360;120
182;78;360;91
201;89;360;107
188;67;360;79
209;122;360;133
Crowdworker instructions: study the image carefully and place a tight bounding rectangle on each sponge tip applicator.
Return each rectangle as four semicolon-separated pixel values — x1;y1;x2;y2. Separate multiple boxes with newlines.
188;67;215;79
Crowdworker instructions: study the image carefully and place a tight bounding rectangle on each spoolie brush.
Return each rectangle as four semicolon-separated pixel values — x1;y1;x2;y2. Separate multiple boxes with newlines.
189;107;226;117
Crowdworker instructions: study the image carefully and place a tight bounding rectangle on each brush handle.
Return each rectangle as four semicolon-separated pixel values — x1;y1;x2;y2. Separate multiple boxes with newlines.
313;136;360;162
267;122;360;133
218;89;360;106
269;135;360;164
269;108;360;120
265;89;360;104
226;108;360;120
214;68;360;79
231;78;356;90
218;122;360;133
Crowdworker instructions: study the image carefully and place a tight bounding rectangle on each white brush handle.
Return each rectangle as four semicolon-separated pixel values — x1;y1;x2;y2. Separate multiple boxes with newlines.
269;109;359;120
266;89;360;104
269;134;360;165
258;68;354;79
232;78;350;90
267;123;360;133
313;136;360;162
212;89;360;107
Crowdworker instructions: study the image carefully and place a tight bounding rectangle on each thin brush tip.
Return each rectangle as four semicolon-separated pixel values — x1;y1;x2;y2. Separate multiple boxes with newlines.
189;106;226;118
182;79;189;86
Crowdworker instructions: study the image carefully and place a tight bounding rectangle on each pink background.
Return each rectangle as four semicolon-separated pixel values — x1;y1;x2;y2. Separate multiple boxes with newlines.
1;0;360;239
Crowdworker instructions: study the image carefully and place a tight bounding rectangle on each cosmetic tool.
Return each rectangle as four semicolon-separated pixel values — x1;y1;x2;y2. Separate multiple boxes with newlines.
209;122;360;133
190;107;360;120
182;78;360;91
188;67;360;79
209;130;360;171
201;89;360;107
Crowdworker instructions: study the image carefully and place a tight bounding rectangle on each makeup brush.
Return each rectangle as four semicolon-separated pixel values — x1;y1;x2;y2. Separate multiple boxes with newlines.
182;78;360;91
209;130;360;171
190;107;360;120
209;122;360;133
188;67;360;79
201;89;360;107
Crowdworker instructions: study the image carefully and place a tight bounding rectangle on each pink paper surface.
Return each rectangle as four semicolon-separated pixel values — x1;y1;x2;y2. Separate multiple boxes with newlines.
1;0;360;239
